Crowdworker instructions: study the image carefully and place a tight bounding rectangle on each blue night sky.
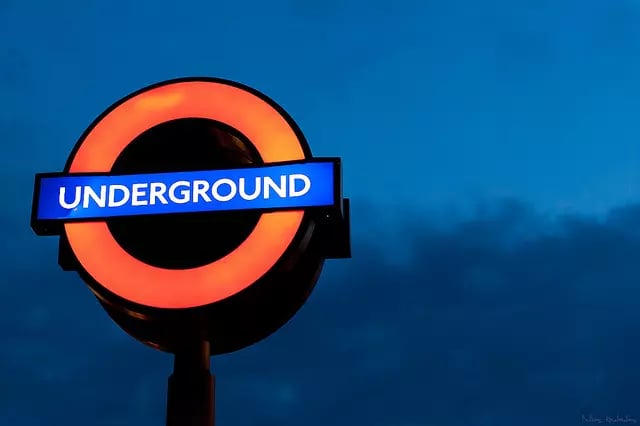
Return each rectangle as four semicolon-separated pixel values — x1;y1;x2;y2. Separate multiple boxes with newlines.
2;0;640;425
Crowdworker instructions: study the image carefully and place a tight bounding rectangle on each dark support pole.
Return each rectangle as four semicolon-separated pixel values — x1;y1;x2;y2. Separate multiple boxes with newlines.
166;340;215;426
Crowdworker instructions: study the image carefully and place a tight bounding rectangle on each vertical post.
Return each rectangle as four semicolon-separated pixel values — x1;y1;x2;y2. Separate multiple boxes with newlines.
166;340;215;426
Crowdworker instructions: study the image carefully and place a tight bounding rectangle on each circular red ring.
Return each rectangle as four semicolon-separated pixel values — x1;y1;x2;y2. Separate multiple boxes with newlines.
65;80;306;309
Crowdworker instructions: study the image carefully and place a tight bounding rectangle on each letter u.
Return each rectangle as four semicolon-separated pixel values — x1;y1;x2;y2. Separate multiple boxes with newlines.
59;186;81;209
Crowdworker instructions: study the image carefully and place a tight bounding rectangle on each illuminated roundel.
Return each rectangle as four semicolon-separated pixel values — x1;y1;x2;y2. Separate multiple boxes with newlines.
62;79;309;309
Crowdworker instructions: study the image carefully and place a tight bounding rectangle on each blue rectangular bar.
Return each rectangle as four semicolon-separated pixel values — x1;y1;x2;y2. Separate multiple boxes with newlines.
35;161;337;221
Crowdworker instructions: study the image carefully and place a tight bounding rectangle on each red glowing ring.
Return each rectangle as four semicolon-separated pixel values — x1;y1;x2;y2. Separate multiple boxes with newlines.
64;80;307;309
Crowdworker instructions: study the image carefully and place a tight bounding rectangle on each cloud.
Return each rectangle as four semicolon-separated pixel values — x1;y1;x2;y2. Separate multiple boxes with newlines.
219;199;640;426
1;198;639;425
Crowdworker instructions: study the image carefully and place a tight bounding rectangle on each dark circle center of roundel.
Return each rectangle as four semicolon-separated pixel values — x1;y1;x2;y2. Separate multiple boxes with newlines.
107;118;263;270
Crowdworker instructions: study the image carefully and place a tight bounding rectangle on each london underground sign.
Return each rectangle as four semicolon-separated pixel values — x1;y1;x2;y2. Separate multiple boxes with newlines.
30;77;350;425
30;77;350;356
